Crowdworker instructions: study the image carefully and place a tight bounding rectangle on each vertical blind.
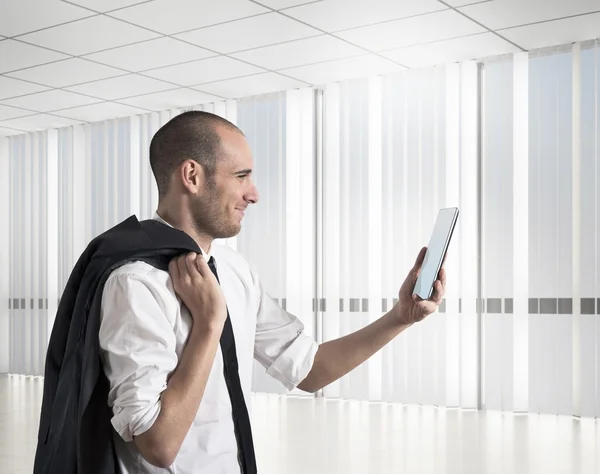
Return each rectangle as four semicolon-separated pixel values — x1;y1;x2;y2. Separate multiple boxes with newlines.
320;64;480;408
2;39;599;418
6;132;49;376
481;40;600;417
0;136;9;373
579;40;600;418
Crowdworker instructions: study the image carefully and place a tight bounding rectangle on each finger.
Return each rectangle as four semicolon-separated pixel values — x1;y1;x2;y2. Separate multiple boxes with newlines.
431;281;444;304
176;254;192;285
196;254;210;277
413;247;427;271
168;258;180;280
438;267;447;287
437;269;447;299
185;252;200;276
439;281;446;300
176;254;188;274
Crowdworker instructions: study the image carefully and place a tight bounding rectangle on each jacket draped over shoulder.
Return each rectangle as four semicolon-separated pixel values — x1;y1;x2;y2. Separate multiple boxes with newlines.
33;216;200;474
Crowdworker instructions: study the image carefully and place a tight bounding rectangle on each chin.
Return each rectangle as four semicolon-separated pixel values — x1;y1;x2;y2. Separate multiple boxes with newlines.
217;224;241;239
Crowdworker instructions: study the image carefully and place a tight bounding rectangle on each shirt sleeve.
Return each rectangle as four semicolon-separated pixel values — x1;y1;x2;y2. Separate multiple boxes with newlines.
99;270;178;443
252;274;319;391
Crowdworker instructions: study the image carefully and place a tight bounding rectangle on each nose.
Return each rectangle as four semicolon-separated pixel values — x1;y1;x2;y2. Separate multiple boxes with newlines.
245;182;259;205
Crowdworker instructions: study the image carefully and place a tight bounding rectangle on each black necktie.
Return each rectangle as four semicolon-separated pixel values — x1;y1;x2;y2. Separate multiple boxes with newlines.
207;256;257;474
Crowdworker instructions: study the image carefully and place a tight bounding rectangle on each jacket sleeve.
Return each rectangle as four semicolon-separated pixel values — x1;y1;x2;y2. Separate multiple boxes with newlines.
98;268;178;442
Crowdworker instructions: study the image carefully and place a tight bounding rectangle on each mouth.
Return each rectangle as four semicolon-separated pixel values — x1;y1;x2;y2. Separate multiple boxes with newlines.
235;208;246;217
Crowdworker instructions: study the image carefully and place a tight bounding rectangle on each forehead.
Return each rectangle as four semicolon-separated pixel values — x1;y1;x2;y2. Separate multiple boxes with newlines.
215;125;253;170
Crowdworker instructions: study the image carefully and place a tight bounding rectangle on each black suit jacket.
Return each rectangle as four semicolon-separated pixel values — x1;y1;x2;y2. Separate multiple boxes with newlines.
33;215;201;474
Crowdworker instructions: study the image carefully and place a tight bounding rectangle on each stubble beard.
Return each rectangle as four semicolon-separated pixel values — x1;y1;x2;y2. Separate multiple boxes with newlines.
191;178;241;240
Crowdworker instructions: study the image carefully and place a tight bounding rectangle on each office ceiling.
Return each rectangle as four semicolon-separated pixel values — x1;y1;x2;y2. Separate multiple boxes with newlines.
1;0;599;136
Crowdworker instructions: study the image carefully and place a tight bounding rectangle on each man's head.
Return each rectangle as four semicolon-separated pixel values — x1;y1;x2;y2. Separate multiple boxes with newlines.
149;110;259;239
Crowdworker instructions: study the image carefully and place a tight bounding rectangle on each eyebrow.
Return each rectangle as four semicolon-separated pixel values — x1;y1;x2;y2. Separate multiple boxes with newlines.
234;169;253;176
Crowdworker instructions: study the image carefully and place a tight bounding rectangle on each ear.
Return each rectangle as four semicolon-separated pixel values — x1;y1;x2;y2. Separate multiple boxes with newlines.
179;160;205;194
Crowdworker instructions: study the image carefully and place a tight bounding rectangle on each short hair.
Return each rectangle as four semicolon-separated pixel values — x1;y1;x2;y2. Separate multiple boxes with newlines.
149;110;243;197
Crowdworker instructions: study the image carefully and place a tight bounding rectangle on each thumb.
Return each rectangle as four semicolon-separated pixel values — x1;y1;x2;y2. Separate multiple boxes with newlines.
413;247;427;271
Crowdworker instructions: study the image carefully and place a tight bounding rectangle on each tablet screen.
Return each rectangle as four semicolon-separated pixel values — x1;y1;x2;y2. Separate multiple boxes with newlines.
413;207;459;300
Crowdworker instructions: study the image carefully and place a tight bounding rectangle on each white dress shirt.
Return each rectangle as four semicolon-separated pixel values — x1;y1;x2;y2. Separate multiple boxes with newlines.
99;213;318;473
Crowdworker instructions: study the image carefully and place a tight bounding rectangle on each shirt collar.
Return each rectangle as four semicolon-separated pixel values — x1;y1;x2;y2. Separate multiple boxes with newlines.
152;211;212;260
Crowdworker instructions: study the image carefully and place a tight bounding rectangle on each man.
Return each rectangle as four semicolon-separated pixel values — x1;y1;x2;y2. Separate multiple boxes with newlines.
98;111;445;473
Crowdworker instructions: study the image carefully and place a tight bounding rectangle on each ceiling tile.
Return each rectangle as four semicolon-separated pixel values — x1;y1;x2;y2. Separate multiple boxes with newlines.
336;9;485;52
0;0;94;37
6;58;125;88
460;0;600;30
63;0;150;12
1;90;102;113
232;35;364;70
253;0;323;8
195;72;306;98
109;0;269;35
443;0;493;5
83;37;215;72
174;12;320;54
144;56;265;87
66;74;177;100
117;88;222;111
282;54;405;85
56;102;147;122
501;12;600;50
382;32;520;68
0;40;68;74
0;76;50;100
0;104;35;121
0;113;82;131
17;15;160;56
283;0;445;32
0;126;26;136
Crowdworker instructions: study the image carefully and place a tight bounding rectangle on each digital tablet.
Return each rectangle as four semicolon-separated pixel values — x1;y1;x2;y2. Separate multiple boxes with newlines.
412;207;459;300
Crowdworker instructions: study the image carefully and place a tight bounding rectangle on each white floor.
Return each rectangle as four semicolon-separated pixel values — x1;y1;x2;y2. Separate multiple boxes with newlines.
1;375;599;474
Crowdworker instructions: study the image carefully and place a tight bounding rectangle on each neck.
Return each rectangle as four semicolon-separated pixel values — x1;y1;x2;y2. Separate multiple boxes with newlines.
156;203;213;255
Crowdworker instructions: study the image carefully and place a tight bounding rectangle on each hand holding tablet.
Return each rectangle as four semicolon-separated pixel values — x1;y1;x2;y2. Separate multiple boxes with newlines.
413;207;459;300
